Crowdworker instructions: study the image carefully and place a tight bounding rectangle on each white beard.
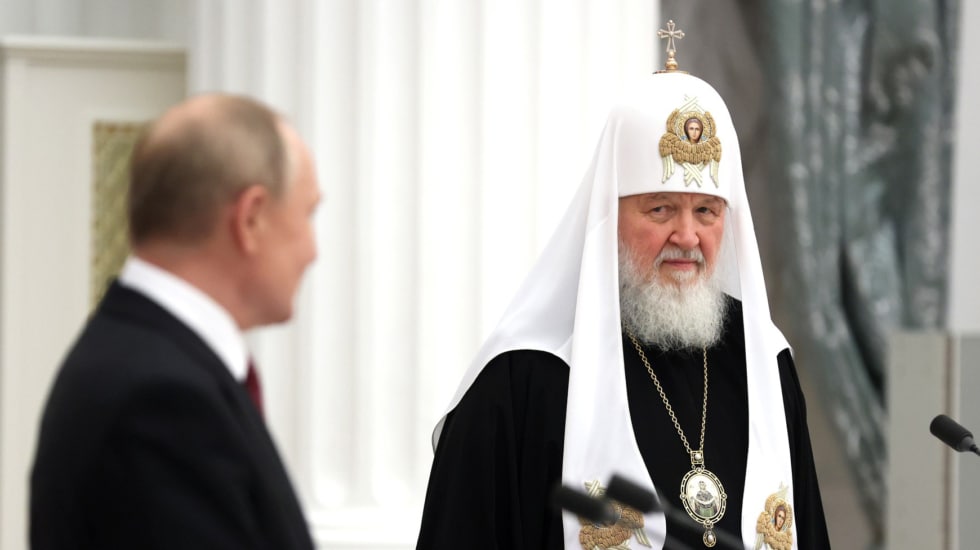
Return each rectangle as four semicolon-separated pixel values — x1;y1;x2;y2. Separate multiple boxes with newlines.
618;243;728;351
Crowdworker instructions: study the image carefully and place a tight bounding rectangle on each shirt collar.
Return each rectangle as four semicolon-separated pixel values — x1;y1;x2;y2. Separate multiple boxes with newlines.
117;256;250;382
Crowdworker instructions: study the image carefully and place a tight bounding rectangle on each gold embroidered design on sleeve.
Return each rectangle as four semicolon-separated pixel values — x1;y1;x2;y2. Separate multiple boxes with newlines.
578;479;652;550
753;484;794;550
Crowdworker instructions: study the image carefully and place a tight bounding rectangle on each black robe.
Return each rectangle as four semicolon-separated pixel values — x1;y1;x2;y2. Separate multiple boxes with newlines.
417;300;830;549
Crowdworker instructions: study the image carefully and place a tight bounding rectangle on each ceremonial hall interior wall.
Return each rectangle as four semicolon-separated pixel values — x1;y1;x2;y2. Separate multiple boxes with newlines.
1;1;978;549
0;1;656;549
0;38;186;550
885;3;980;550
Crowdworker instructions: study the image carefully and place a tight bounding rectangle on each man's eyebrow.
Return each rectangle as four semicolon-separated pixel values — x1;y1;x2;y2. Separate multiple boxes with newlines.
638;192;671;201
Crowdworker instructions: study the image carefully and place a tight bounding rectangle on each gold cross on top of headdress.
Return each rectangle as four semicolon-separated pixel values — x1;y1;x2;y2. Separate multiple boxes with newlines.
657;20;684;72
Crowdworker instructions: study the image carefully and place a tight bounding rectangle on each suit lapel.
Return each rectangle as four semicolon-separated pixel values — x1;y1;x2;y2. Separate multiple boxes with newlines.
96;281;311;541
97;281;275;431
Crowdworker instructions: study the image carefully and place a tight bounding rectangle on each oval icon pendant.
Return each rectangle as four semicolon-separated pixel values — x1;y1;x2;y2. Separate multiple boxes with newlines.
680;467;727;547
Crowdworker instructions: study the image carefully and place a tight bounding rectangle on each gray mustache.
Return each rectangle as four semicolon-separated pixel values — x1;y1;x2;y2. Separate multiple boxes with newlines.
654;246;705;268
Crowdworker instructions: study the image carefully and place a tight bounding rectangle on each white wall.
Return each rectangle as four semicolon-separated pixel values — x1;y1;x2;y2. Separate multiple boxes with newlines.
0;38;186;550
0;0;188;44
948;1;980;334
2;1;978;550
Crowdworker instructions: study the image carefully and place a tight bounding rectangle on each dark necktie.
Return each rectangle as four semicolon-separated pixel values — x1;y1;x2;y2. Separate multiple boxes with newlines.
244;361;264;416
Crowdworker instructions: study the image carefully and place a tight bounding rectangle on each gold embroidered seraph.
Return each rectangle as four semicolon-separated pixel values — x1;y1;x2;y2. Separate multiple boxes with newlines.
753;484;794;550
658;106;722;188
578;480;652;550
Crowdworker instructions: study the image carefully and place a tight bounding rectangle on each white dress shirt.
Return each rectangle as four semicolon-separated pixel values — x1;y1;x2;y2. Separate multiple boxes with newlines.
117;256;249;383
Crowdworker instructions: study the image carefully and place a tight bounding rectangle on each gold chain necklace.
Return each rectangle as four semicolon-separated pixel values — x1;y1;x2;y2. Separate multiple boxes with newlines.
627;332;727;548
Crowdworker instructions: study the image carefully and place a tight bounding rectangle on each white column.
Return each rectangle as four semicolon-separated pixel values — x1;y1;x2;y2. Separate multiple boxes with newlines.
949;3;980;546
476;0;538;335
355;0;422;508
949;0;980;334
414;0;482;492
303;0;357;515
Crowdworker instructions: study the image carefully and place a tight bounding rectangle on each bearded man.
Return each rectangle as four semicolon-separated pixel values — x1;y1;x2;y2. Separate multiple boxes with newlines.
417;48;829;550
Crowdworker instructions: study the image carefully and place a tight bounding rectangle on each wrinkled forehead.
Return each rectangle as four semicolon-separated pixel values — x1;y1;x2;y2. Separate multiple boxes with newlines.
624;190;728;204
606;73;739;204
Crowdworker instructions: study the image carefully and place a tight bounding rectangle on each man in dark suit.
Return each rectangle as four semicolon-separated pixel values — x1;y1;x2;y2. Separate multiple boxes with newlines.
30;93;320;549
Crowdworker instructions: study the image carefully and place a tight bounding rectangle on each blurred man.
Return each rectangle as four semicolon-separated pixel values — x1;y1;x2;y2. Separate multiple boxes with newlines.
31;94;319;549
417;42;829;549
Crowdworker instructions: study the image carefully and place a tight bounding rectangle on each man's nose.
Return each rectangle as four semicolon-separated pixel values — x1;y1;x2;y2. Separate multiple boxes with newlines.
668;215;699;250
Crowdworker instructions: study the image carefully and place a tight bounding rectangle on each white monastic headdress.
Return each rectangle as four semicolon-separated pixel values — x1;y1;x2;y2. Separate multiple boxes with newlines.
434;50;796;550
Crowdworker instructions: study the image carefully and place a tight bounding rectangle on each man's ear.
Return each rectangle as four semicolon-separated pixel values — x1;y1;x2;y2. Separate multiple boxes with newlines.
230;184;269;254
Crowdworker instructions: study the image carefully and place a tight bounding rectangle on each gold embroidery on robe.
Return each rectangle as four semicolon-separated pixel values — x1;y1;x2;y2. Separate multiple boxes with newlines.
578;480;652;550
753;484;794;550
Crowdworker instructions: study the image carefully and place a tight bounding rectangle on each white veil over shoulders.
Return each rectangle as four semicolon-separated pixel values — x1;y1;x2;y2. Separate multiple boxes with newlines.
434;71;797;550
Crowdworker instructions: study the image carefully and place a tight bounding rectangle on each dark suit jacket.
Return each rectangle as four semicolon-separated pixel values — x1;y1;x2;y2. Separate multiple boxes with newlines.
30;282;314;549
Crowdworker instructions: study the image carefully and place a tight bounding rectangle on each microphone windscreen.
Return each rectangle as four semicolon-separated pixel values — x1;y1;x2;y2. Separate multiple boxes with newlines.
551;485;616;524
606;474;661;513
930;414;975;452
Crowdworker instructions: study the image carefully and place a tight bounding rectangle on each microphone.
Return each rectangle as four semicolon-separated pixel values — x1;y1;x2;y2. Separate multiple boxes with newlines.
551;482;697;550
550;485;618;525
930;414;980;456
607;473;662;513
605;474;746;550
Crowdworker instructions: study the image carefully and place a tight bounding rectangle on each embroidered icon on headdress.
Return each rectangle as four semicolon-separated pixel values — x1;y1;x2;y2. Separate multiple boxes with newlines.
753;484;794;550
578;479;652;550
658;96;722;188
